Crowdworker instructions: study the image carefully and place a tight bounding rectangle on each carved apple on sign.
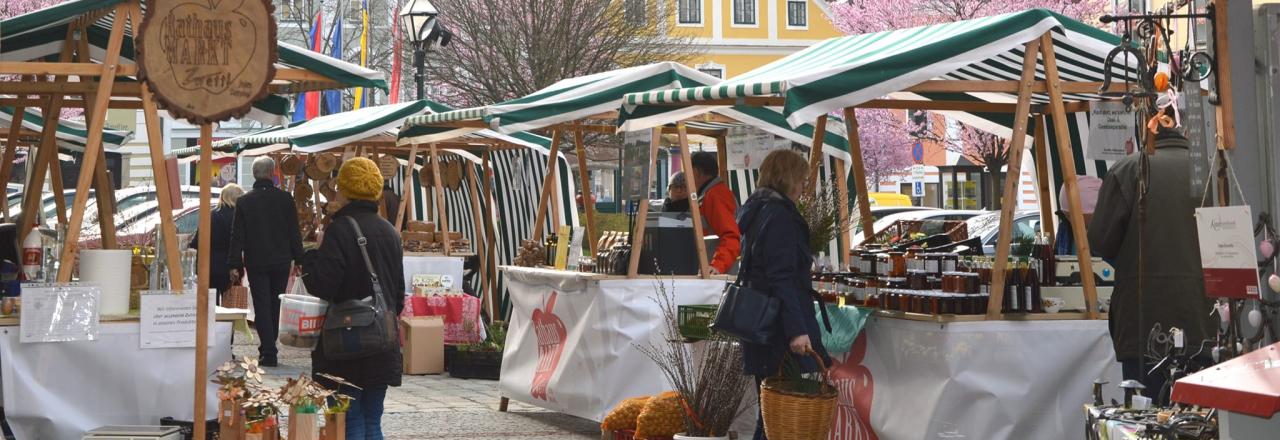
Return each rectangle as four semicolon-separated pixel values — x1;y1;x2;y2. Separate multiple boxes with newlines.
530;291;567;402
137;0;277;125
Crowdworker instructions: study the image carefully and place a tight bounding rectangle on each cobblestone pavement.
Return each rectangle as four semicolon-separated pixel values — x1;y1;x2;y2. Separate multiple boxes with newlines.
233;340;598;439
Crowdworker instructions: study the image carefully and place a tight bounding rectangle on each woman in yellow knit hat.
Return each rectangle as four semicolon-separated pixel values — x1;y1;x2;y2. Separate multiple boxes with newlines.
300;157;405;439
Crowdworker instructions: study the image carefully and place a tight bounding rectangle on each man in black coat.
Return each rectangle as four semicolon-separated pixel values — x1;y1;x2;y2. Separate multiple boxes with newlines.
228;156;303;366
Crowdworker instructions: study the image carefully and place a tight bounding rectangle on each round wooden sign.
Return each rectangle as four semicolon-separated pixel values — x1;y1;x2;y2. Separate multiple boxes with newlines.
136;0;278;125
444;160;463;190
279;154;303;175
377;155;400;179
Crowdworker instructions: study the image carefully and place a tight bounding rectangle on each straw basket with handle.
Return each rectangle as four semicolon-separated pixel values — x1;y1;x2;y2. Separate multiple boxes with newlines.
760;349;836;440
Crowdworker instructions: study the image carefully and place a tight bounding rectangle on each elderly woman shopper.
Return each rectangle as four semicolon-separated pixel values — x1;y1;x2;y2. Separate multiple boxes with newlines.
734;149;831;440
300;157;405;440
191;183;244;304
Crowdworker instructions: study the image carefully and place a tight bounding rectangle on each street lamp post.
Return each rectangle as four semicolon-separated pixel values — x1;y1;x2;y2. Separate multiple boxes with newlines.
399;0;452;101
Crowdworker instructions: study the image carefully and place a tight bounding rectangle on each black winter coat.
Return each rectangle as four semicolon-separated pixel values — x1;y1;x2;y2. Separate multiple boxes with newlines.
735;188;831;376
228;179;303;270
190;204;235;292
301;200;406;388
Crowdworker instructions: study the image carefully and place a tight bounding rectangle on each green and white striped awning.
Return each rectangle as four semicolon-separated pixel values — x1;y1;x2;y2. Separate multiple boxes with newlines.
0;105;132;151
215;101;429;153
621;9;1136;127
622;104;853;162
1;0;387;124
484;62;720;134
398;101;561;154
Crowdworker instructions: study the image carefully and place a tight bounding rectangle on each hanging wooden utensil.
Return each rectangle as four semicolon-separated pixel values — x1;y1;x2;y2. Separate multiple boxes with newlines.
304;156;329;181
444;160;463;190
419;163;435;187
293;180;313;201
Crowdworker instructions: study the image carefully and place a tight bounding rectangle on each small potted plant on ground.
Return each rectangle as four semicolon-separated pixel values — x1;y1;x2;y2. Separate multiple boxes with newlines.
638;280;753;439
450;320;506;380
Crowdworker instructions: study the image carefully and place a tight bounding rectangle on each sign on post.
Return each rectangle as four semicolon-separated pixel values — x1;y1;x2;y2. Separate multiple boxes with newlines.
912;181;925;197
620;129;652;201
136;0;278;124
910;164;927;182
1086;101;1136;161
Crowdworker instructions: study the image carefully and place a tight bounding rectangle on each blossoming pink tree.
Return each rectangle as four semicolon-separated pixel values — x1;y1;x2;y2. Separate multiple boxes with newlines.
827;0;1109;207
852;109;916;190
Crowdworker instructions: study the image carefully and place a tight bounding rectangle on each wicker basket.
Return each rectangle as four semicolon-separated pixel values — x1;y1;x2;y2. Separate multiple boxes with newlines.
760;350;836;440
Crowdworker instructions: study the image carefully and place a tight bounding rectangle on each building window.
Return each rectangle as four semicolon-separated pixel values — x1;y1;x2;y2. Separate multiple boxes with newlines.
625;0;647;25
678;0;701;24
733;0;756;25
697;62;725;79
787;0;807;27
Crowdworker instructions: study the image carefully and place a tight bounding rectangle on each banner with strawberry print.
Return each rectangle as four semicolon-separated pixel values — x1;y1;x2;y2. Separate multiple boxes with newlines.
822;316;1122;440
498;267;723;422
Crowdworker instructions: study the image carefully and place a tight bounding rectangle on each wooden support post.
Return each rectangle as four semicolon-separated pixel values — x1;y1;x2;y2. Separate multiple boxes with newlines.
57;4;128;281
531;131;562;239
78;26;116;249
394;144;420;231
715;133;729;184
142;84;185;289
806;115;829;193
1041;34;1099;319
481;151;499;310
987;38;1042;319
0;100;24;222
573;130;598;257
194;123;213;440
626;128;662;278
834;158;851;267
840;109;875;242
1212;0;1235;150
1033;115;1055;243
677;123;711;278
20;28;77;242
429;145;451;255
47;147;67;226
465;164;490;317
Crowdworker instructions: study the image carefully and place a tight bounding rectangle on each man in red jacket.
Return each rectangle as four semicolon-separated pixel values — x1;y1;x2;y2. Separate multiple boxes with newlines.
689;152;740;274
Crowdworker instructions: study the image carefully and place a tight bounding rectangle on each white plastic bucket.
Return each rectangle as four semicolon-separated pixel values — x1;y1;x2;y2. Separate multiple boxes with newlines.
278;293;328;348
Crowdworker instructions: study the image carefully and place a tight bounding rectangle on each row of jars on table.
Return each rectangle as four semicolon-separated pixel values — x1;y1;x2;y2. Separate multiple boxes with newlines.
816;251;1049;315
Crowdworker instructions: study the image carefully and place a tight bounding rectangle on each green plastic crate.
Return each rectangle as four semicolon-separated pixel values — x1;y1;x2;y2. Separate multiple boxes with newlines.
677;304;719;341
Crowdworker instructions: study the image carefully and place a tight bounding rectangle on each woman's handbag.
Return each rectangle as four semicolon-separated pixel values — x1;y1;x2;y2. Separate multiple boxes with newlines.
709;208;779;345
320;217;399;360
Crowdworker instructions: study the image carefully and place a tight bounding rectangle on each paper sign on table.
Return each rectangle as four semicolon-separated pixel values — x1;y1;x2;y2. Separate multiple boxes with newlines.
20;283;101;343
411;274;454;296
1194;206;1261;299
1087;101;1137;161
139;290;217;349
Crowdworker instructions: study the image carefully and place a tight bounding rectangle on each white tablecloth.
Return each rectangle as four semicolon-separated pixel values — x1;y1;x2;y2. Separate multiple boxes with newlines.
498;267;725;422
827;316;1122;440
0;322;233;440
403;255;465;292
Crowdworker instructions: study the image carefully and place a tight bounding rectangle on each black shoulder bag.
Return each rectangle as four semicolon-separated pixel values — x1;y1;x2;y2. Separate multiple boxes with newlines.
709;207;780;345
321;217;399;360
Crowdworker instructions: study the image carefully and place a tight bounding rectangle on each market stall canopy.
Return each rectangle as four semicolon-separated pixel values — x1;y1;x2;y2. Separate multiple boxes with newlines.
629;104;853;163
400;62;721;136
0;105;132;151
620;9;1137;128
398;101;567;157
0;0;386;124
212;101;430;153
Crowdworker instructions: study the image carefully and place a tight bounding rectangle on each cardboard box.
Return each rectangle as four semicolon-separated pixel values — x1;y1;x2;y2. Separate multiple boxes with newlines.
400;316;444;375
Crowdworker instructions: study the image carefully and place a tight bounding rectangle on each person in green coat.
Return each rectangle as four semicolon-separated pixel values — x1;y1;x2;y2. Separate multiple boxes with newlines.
1088;128;1215;401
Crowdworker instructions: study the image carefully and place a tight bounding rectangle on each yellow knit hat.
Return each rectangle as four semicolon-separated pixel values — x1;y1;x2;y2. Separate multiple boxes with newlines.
337;157;384;201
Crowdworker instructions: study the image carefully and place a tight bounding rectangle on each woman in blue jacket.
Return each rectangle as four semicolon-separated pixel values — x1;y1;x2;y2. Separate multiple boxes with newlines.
735;149;831;439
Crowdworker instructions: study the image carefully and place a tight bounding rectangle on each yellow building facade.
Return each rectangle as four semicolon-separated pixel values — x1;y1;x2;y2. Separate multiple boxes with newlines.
648;0;845;78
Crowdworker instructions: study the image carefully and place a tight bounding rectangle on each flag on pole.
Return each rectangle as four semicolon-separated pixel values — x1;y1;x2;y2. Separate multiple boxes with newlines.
293;12;323;123
352;0;370;109
323;11;344;115
304;11;323;120
389;3;402;104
